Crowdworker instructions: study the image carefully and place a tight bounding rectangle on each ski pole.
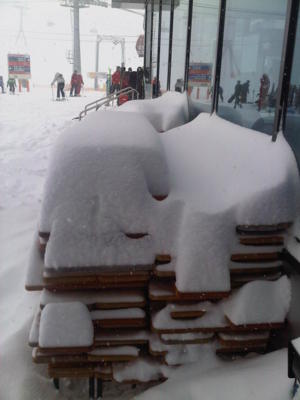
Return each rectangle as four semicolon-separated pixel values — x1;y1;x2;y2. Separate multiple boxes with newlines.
51;85;55;101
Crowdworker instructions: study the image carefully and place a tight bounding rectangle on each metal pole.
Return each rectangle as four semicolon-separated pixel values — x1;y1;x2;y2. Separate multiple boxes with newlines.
89;377;95;399
94;35;100;90
150;0;154;84
167;0;174;91
272;0;300;142
143;0;148;74
156;0;163;96
121;39;125;67
184;0;193;91
53;378;60;390
73;0;81;73
96;378;103;399
211;0;227;114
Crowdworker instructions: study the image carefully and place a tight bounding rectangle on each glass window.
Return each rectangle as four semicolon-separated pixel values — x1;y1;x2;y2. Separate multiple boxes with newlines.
187;0;220;118
218;0;287;134
159;1;171;93
170;0;189;92
284;6;300;169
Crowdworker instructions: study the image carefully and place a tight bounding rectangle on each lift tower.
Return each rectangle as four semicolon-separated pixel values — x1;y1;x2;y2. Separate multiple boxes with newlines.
60;0;108;73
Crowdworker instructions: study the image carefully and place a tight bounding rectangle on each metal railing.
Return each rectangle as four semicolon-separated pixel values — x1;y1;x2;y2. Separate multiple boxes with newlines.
75;87;139;120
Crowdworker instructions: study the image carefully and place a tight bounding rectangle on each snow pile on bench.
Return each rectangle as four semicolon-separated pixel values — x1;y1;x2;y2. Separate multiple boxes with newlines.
39;108;299;291
153;301;227;331
161;113;299;292
119;91;189;132
39;302;94;348
39;111;170;268
223;276;291;325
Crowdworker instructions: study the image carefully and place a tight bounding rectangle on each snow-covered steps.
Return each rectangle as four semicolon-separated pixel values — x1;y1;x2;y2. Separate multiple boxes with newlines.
160;332;214;345
149;281;230;303
216;330;270;356
40;288;146;310
91;308;147;329
88;346;140;362
94;330;149;346
48;364;112;380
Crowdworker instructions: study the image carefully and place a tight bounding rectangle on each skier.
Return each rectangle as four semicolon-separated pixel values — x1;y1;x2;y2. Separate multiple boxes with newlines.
175;78;184;93
228;80;242;108
0;76;4;93
51;72;65;100
7;77;17;94
258;74;270;111
129;68;138;99
241;80;250;103
74;72;84;96
295;86;300;112
70;70;78;96
152;76;161;98
106;68;112;97
111;66;121;94
136;67;144;99
209;85;224;102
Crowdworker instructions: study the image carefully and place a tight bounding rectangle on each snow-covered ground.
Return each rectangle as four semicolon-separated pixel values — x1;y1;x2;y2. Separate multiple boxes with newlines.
0;88;296;399
0;87;103;209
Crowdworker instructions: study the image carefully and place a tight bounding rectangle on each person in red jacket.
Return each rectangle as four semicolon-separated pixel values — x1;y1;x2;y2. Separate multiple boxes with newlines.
70;70;78;97
111;66;121;93
70;70;84;97
75;73;83;96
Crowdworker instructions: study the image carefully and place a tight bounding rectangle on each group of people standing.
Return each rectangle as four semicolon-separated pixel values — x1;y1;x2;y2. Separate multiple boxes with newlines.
228;80;250;109
51;70;84;100
0;76;17;94
227;74;277;112
110;66;144;101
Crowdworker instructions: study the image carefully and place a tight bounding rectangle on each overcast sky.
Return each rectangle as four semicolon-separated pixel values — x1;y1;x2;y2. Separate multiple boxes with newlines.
0;0;144;86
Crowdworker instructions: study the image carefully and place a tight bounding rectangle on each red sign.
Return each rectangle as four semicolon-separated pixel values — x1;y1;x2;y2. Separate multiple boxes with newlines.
8;54;31;79
188;62;212;86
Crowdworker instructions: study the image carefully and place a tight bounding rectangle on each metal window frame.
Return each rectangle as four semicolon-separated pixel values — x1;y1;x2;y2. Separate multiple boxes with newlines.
155;0;163;95
167;0;174;91
144;0;154;85
273;0;300;142
143;0;148;74
184;0;194;91
149;0;154;84
211;0;226;114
